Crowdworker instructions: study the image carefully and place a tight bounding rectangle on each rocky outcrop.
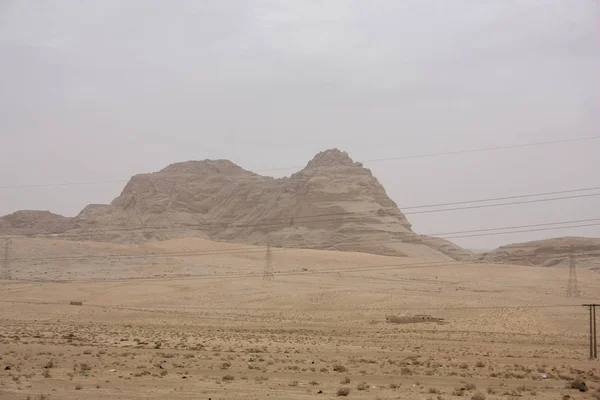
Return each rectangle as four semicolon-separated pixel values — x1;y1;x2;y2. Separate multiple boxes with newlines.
479;237;600;269
0;210;75;235
1;149;473;260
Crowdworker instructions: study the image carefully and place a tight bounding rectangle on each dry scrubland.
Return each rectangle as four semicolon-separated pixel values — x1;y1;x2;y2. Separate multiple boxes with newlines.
1;237;599;400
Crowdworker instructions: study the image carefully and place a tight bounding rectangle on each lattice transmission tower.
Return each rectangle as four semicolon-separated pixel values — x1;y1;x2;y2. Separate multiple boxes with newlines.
263;242;274;281
2;239;11;280
567;253;580;297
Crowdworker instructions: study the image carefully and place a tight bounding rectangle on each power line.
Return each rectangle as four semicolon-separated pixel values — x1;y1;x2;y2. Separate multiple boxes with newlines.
9;220;600;263
260;136;600;172
3;187;599;240
0;298;586;313
8;245;600;288
406;193;600;215
1;136;597;189
402;186;600;210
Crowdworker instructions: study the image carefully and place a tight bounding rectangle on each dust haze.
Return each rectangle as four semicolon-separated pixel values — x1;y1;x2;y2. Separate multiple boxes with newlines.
1;1;599;399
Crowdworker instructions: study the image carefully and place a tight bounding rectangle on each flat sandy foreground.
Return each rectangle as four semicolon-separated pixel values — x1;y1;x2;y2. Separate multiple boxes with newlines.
0;238;599;399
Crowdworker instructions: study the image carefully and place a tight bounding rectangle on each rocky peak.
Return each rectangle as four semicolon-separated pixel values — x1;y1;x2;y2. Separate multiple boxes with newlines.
304;148;360;170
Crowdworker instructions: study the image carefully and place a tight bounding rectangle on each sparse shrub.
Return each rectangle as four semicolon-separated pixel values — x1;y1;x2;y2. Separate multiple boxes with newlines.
289;380;299;387
159;370;168;377
333;364;347;373
471;393;485;400
222;374;234;381
75;385;82;390
78;363;89;374
357;382;369;391
475;361;485;368
429;387;440;394
464;382;476;390
341;376;351;384
569;380;587;392
309;380;319;386
221;362;231;370
43;360;54;369
336;387;350;397
42;369;51;378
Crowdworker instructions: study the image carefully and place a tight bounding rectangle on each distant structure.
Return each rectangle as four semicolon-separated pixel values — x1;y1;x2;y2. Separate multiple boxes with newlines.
2;239;10;280
567;253;580;297
263;242;274;281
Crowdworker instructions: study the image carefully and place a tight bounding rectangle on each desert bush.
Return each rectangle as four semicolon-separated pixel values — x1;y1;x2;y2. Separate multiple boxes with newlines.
333;364;347;373
356;382;369;391
569;379;587;392
341;376;351;384
471;393;485;400
336;387;350;397
222;374;235;381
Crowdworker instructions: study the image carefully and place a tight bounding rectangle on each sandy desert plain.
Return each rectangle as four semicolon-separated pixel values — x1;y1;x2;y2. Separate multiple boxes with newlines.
1;237;599;400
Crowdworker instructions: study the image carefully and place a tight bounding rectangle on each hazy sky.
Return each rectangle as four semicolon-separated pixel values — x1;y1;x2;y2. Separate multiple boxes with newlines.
1;0;599;250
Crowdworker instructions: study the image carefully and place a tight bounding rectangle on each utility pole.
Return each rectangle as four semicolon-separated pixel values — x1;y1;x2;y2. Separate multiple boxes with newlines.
567;253;580;297
583;304;598;359
263;242;274;281
2;239;10;280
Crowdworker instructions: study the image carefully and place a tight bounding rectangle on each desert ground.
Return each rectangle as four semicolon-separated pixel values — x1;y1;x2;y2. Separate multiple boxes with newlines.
1;237;599;400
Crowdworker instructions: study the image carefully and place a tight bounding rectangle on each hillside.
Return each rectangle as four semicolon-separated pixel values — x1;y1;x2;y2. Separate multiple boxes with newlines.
1;149;473;259
0;210;75;236
479;236;600;270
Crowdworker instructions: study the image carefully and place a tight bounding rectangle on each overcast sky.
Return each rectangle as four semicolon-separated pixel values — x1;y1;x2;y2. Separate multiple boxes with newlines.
0;0;598;250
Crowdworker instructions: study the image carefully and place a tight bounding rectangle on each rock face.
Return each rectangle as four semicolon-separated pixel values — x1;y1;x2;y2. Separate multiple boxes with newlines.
1;149;471;260
479;237;600;269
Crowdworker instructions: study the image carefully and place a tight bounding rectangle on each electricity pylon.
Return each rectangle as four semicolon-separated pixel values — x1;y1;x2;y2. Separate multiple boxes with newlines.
567;254;579;297
263;242;274;281
2;239;10;280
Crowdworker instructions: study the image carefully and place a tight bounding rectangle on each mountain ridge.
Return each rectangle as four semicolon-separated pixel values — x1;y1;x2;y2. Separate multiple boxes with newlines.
1;148;550;262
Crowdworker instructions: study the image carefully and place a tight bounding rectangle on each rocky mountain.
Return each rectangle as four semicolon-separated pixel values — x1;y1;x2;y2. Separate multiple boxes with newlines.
478;237;600;270
1;149;473;260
